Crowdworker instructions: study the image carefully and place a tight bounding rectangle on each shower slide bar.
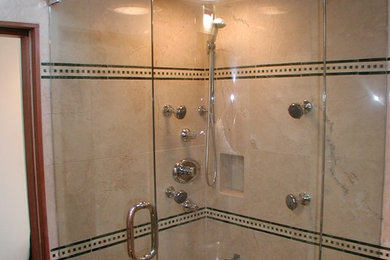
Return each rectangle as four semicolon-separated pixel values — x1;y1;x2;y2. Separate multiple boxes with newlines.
127;202;159;260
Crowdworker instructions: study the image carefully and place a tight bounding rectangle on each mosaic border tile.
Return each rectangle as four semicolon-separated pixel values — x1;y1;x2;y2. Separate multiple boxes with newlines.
214;58;389;80
40;62;207;80
50;207;390;260
50;208;206;260
207;207;321;247
41;58;390;81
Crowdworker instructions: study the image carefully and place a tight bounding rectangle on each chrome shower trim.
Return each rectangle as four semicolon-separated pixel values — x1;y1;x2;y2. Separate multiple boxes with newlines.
204;18;225;187
48;0;61;6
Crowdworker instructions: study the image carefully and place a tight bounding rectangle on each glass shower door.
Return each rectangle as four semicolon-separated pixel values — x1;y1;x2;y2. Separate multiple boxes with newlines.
204;1;324;259
321;0;389;259
48;1;155;259
152;0;324;259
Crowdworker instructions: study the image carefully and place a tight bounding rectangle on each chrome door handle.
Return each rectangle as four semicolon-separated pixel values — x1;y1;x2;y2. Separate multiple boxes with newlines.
127;201;158;260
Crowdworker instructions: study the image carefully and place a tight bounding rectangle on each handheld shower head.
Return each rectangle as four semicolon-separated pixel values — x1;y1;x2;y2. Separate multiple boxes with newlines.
209;18;226;43
213;18;226;29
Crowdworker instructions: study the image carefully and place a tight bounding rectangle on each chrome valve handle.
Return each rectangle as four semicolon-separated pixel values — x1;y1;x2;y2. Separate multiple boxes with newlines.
288;100;313;119
286;192;311;211
181;128;197;142
162;105;187;119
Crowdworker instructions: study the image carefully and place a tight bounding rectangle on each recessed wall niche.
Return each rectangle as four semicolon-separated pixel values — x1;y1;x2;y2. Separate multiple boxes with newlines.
220;153;244;195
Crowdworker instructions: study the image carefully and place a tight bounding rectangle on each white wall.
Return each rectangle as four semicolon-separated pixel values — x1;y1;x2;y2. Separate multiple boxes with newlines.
0;36;30;260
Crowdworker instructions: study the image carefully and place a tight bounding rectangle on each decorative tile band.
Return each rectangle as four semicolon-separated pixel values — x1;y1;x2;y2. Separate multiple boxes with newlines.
207;207;390;260
50;208;206;260
50;207;390;260
41;58;389;81
214;58;389;80
40;62;207;80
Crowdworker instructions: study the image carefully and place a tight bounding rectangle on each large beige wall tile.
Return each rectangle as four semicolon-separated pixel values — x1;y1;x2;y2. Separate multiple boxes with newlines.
159;220;206;260
325;75;386;161
323;75;386;244
323;157;383;244
153;0;208;67
213;0;322;67
52;112;93;163
321;247;371;260
154;80;207;151
55;160;96;245
51;79;92;114
326;0;387;60
91;80;152;158
205;219;319;260
93;153;154;235
50;0;151;65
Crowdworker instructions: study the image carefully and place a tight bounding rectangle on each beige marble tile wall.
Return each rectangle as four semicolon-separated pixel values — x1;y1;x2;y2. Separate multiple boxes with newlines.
323;0;388;248
326;0;388;60
158;220;206;260
323;75;386;245
50;0;151;66
212;0;323;67
153;0;208;68
52;79;154;245
0;0;58;248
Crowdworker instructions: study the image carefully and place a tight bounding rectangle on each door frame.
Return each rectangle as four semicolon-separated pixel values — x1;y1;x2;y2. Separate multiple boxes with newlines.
0;21;49;259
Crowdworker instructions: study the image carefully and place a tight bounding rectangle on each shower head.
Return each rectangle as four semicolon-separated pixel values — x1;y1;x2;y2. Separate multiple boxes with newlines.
213;18;226;29
209;18;226;44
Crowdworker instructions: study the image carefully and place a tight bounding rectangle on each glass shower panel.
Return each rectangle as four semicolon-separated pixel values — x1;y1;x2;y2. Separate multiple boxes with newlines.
205;0;323;259
322;0;389;259
152;0;208;259
48;0;154;259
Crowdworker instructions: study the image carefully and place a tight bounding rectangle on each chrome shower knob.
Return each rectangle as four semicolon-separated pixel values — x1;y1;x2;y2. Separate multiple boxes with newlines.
288;100;312;119
286;192;311;211
181;128;197;142
165;186;199;212
197;106;207;116
165;186;188;204
286;194;298;210
162;105;187;119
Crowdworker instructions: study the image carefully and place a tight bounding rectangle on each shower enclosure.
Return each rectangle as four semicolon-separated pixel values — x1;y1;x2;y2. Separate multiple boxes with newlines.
47;0;389;259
